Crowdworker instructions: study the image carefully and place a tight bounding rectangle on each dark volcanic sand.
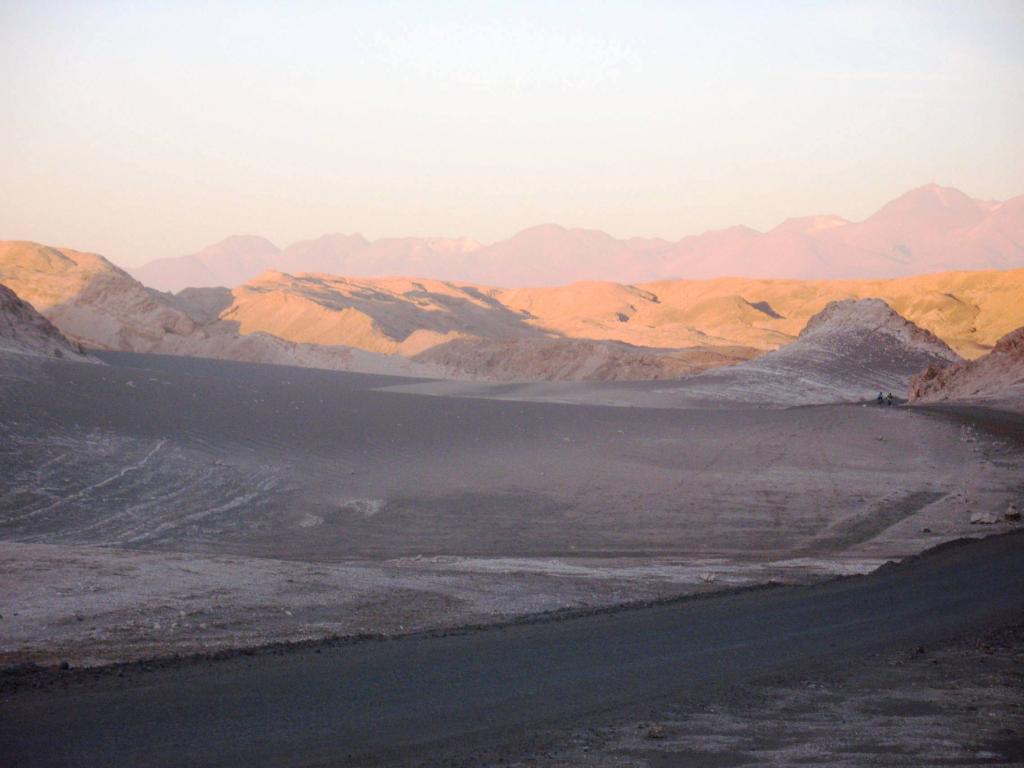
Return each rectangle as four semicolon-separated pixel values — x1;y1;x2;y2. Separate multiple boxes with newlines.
2;351;1019;560
1;351;1022;665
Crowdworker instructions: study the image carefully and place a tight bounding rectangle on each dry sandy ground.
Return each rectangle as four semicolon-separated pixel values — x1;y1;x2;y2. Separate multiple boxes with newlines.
489;624;1024;768
1;352;1022;666
0;543;887;668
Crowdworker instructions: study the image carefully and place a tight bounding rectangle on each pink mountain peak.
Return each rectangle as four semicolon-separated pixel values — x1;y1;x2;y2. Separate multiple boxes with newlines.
126;184;1024;290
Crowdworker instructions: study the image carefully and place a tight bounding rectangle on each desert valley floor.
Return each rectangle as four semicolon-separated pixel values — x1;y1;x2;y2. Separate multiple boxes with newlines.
4;3;1024;758
1;351;1022;668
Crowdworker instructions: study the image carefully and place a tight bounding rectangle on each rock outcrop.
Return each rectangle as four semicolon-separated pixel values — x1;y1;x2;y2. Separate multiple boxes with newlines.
798;298;958;360
0;283;92;361
909;327;1024;411
651;299;962;406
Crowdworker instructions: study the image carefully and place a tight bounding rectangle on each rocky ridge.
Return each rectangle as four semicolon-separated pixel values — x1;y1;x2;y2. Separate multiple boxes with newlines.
0;283;92;361
0;242;438;377
910;327;1024;411
4;238;1023;384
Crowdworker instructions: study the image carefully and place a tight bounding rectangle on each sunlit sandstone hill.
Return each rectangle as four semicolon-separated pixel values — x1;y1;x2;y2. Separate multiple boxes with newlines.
219;268;1024;363
380;299;963;407
504;269;1024;358
0;242;437;377
130;184;1024;291
0;283;92;361
4;239;1024;382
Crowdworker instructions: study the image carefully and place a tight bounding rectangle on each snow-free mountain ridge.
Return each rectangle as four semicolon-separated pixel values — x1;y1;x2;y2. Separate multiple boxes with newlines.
130;184;1024;292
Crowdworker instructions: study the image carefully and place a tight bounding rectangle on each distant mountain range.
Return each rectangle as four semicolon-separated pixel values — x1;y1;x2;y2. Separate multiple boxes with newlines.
129;184;1024;292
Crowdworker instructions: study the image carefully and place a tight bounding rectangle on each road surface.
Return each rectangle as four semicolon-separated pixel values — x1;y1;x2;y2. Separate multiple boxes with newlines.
2;530;1023;767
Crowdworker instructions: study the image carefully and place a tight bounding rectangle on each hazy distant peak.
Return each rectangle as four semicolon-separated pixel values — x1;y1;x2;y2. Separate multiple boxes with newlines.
721;224;762;236
126;183;1024;290
507;223;571;241
422;236;483;252
288;232;371;248
769;215;850;236
129;235;283;293
520;222;567;234
684;224;761;242
198;235;282;259
915;182;973;201
870;183;985;222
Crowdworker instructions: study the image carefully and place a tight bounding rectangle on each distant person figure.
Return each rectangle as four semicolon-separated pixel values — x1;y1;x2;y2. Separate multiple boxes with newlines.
877;391;885;405
886;392;894;406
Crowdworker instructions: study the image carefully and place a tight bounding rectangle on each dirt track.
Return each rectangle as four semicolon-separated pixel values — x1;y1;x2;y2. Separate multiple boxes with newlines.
2;531;1023;767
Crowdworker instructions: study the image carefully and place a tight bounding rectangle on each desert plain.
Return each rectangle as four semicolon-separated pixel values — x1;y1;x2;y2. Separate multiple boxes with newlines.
1;345;1020;670
0;344;1023;766
1;205;1024;765
5;3;1024;761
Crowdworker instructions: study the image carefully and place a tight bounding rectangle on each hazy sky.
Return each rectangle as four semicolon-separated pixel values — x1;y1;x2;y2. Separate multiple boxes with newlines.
2;1;1022;267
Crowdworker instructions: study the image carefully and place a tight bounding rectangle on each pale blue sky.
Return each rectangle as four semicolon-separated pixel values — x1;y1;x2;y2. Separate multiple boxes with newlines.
1;1;1022;267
